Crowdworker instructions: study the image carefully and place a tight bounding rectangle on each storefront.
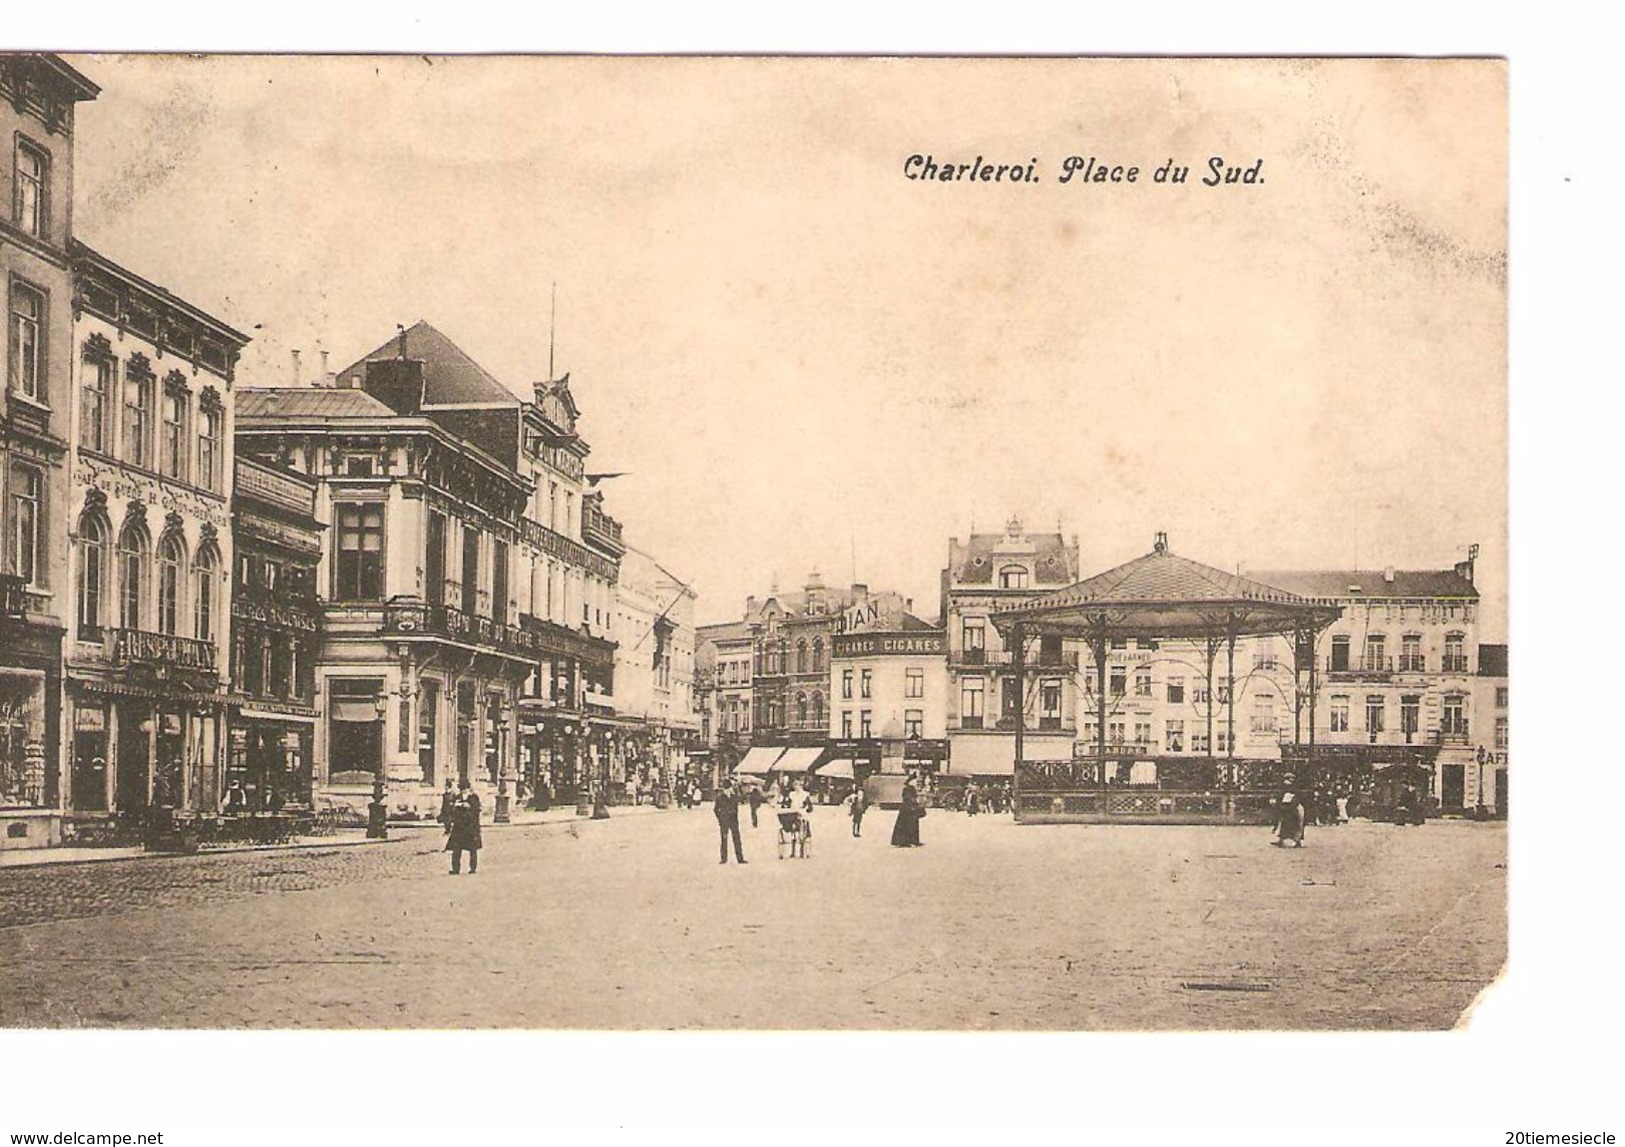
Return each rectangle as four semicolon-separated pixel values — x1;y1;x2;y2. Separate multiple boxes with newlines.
226;705;316;811
0;627;61;848
66;681;225;818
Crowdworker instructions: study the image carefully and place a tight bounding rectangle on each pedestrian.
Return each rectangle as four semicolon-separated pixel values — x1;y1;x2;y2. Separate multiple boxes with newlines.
1271;773;1305;849
845;785;867;837
437;778;456;828
714;778;747;864
890;772;925;848
1335;790;1350;824
223;779;247;816
446;782;483;874
747;783;763;828
966;781;981;817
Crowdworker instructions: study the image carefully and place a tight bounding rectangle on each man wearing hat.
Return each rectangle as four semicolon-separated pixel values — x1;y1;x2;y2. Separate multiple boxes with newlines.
714;778;747;864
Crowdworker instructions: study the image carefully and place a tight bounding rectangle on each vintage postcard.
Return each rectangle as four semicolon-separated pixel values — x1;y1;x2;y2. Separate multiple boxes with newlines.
0;55;1505;1047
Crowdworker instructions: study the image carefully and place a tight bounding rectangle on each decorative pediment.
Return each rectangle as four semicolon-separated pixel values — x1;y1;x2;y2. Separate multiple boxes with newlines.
199;522;218;546
83;487;107;516
83;332;113;360
164;510;185;537
199;385;222;412
163;369;189;394
123;500;149;531
126;352;154;381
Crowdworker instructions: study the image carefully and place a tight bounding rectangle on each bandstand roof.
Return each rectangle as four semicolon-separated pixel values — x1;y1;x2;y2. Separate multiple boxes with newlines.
991;536;1341;641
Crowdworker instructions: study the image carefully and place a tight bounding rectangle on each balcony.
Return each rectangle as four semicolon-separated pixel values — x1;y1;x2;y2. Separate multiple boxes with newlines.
384;601;536;662
109;628;218;673
1441;656;1470;674
952;649;1079;671
1326;655;1394;678
1432;726;1470;745
581;503;625;557
1398;655;1428;673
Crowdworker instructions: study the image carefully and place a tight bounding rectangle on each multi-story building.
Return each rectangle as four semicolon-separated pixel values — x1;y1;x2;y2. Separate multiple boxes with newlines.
748;573;910;755
510;371;621;808
0;55;98;847
696;618;752;772
943;518;1081;778
826;606;947;782
613;544;701;796
1249;556;1484;810
226;456;323;810
1472;642;1507;817
63;243;247;822
241;321;625;815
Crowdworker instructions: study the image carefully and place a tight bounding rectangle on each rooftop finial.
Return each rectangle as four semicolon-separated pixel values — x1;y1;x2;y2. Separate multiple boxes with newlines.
1154;531;1168;554
396;323;407;360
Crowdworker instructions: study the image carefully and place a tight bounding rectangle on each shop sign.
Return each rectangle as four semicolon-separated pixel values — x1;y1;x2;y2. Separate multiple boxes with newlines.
832;632;945;658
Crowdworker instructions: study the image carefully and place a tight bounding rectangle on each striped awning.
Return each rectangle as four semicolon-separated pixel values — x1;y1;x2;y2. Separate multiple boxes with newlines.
772;747;825;774
735;746;787;776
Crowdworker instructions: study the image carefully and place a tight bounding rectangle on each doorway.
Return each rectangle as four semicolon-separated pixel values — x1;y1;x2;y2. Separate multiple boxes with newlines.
1440;762;1465;812
115;703;151;814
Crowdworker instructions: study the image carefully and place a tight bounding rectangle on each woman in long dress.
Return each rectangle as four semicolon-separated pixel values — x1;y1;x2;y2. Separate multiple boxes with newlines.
890;773;924;848
1272;774;1305;848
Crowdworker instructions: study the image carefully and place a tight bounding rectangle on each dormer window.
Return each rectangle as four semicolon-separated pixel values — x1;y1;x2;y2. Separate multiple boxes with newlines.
998;564;1029;589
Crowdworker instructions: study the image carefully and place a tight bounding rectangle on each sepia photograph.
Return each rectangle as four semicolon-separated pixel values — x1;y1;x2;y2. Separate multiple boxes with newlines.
2;17;1605;1142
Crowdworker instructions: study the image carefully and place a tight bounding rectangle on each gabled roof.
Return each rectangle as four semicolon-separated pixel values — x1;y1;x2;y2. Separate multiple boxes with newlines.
336;320;519;406
237;386;397;421
897;612;942;633
698;621;753;646
1249;569;1479;601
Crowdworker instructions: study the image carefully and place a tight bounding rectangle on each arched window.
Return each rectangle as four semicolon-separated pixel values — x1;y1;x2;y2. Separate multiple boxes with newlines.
812;638;824;672
796;692;808;725
77;512;109;635
998;564;1029;589
117;521;149;630
796;639;808;674
811;692;824;727
157;532;186;635
193;543;219;641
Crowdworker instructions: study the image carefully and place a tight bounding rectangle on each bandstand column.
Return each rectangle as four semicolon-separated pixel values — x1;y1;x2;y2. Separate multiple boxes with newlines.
1011;622;1025;797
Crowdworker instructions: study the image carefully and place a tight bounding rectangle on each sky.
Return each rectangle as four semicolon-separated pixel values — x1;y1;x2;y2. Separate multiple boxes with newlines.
65;55;1507;635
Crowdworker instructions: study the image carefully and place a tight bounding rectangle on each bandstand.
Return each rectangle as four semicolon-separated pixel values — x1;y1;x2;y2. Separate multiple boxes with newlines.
991;533;1343;824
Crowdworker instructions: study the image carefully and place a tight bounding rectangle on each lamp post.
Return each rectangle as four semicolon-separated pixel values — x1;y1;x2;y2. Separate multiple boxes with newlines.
366;694;389;839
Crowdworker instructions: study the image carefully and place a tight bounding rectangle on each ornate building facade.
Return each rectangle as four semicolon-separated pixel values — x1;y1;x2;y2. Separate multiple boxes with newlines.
0;55;98;846
63;243;246;821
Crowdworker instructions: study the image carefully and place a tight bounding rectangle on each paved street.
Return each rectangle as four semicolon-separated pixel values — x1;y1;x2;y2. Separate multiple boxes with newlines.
0;808;1505;1030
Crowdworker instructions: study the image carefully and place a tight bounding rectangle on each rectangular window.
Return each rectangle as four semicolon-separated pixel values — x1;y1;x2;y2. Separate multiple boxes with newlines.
197;405;221;492
1443;633;1468;674
1495;686;1508;709
425;510;446;605
1191;730;1209;753
9;281;45;401
841;710;852;738
1330;695;1349;733
1400;634;1424;672
961;619;985;662
9;465;41;586
1363;635;1387;673
1134;721;1152;745
1330;635;1351;672
1400;695;1420;742
1134;669;1152;697
860;710;872;738
904;709;923;739
335;503;385;600
1109;667;1126;697
14;140;48;238
961;676;984;729
841;668;853;700
1494;716;1508;750
461;525;480;616
1041;679;1062;720
491;539;509;626
1167;677;1185;704
82;354;112;452
1109;721;1125;744
906;667;924;698
1366;695;1386;738
1165;720;1184;752
419;680;439;785
1192;683;1209;705
162;388;189;481
1442;694;1467;736
1250;694;1275;736
1217;730;1229;753
123;365;153;468
860;668;872;699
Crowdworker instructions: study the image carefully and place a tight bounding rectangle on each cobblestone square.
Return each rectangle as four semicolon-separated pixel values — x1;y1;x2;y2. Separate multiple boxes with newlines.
0;809;1506;1031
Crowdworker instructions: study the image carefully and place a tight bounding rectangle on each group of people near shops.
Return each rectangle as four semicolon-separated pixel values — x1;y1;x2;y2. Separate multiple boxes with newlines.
711;770;939;862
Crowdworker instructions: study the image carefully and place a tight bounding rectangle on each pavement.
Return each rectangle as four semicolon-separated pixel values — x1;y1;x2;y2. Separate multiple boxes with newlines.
0;804;1506;1031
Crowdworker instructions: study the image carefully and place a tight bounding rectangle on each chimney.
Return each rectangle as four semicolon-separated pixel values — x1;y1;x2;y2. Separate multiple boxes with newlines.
319;349;330;382
291;348;302;386
1383;567;1395;584
361;356;426;415
1454;544;1479;586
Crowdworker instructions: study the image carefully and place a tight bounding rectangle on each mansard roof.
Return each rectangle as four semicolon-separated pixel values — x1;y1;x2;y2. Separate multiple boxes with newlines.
336;320;518;406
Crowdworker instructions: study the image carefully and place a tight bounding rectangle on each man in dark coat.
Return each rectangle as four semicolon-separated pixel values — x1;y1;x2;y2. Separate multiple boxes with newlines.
746;783;763;828
714;779;747;864
437;779;457;828
445;783;484;873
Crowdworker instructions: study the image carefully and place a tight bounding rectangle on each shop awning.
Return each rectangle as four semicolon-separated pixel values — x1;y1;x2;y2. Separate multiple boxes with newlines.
772;746;825;774
735;746;787;776
814;758;855;779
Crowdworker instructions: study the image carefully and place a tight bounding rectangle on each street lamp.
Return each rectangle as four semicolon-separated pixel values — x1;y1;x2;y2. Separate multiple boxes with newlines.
366;694;388;839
